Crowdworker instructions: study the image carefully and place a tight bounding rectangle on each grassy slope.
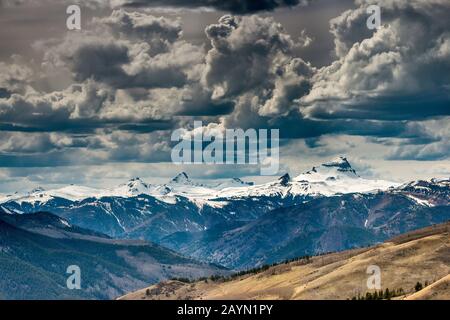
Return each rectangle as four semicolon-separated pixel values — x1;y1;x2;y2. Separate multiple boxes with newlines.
120;222;449;300
406;274;449;300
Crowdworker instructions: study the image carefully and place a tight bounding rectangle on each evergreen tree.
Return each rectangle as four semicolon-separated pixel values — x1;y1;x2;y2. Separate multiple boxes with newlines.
415;282;423;292
373;291;378;300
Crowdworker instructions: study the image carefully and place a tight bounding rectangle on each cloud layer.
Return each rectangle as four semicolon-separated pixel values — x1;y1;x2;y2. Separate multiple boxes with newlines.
0;0;449;184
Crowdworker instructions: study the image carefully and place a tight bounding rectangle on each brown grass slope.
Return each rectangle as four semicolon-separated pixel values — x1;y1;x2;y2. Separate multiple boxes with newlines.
119;222;450;300
405;274;449;300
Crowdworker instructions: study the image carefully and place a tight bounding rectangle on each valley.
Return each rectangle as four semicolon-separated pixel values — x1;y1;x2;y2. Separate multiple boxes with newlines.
0;210;227;299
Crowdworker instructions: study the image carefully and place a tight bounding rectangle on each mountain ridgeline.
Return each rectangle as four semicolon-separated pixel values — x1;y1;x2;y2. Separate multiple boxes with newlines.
1;157;449;271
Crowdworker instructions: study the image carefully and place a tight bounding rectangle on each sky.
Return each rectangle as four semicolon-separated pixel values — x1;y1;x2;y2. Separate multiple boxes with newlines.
0;0;449;192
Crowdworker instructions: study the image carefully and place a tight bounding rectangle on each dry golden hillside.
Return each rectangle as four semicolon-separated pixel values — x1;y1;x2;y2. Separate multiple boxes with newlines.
119;222;449;300
405;274;449;300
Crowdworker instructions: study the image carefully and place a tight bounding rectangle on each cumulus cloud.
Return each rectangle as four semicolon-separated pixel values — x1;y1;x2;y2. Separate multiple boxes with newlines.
100;9;182;47
203;15;315;118
0;10;223;134
43;10;204;90
0;128;173;167
300;0;450;121
0;62;33;97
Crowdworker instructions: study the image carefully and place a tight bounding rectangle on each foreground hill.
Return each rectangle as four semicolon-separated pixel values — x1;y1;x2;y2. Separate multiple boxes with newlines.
0;211;227;300
120;222;449;300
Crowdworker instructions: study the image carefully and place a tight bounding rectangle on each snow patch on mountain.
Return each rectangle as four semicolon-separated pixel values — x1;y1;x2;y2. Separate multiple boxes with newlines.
211;178;254;190
405;194;434;207
110;177;153;198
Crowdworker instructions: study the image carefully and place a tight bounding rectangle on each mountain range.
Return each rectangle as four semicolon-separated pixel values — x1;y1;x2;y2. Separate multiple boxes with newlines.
0;157;398;242
161;178;449;269
1;157;449;272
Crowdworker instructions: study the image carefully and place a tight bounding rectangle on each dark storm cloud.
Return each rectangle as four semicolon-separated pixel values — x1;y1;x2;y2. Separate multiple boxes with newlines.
270;115;410;140
203;14;315;118
0;9;231;142
0;80;176;133
0;129;174;167
305;94;450;122
44;24;195;90
0;0;311;13
118;0;309;14
67;40;188;88
117;120;175;132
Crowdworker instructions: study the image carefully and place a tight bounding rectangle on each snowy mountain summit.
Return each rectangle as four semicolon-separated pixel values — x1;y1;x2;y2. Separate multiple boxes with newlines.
290;157;396;196
171;172;192;185
321;156;358;175
112;177;152;197
0;157;400;205
295;156;358;182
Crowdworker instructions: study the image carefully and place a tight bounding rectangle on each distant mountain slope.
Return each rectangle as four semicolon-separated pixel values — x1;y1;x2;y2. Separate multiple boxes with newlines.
161;180;450;269
120;222;450;300
0;210;227;300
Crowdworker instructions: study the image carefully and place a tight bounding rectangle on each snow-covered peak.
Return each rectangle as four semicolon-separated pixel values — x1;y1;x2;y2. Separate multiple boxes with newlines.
321;156;357;175
0;157;404;206
46;185;106;201
30;187;45;194
278;173;291;186
111;177;152;197
399;178;450;189
231;177;253;186
127;177;150;189
287;157;399;196
170;172;192;185
0;185;106;204
212;178;254;190
295;156;359;182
